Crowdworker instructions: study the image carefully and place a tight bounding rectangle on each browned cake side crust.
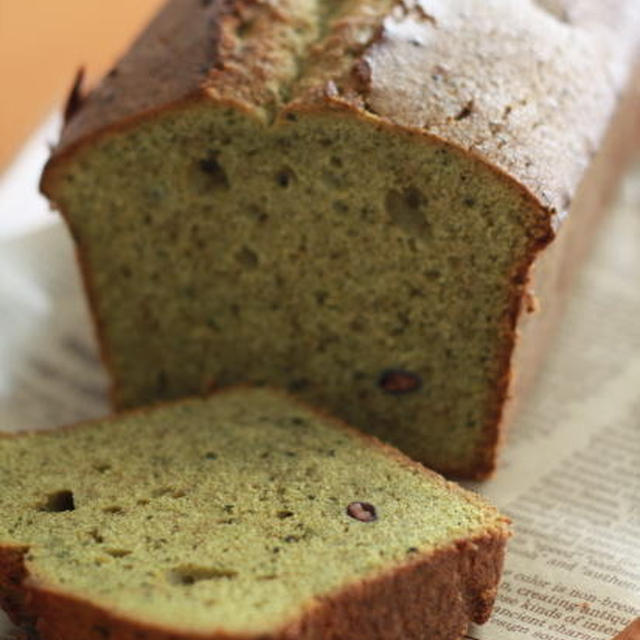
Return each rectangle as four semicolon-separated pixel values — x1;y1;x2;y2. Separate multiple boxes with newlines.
40;1;640;477
1;536;506;640
504;63;640;434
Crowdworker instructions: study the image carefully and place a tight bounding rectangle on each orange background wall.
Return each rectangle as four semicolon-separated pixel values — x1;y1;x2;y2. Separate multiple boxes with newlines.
0;0;164;170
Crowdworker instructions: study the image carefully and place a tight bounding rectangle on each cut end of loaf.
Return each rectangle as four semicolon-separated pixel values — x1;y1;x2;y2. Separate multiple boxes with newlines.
43;100;551;477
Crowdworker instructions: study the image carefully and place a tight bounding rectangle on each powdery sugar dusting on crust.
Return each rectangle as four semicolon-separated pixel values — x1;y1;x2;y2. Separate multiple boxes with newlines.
359;0;640;219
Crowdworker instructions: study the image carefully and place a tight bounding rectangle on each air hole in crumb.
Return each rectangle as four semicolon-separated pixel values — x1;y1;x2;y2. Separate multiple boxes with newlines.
276;167;296;188
237;18;255;38
204;452;218;460
288;378;309;392
103;506;124;515
332;200;349;213
350;316;366;332
151;488;175;498
346;502;378;522
39;490;75;513
385;188;430;239
196;152;230;191
245;204;269;223
89;529;104;543
314;290;328;305
156;370;168;395
425;269;440;281
167;565;237;585
277;510;294;519
106;549;132;558
94;463;111;473
235;246;259;268
92;625;111;639
378;369;422;394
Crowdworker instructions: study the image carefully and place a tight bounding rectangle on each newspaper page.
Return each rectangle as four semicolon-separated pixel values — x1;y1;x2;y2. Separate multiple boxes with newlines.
466;166;640;640
0;163;639;637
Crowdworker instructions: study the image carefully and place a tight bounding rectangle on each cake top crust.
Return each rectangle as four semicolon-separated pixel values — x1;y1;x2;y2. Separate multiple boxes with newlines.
50;0;639;221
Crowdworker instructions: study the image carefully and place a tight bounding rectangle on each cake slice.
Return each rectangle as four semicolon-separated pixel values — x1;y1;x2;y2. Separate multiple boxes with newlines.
0;388;509;640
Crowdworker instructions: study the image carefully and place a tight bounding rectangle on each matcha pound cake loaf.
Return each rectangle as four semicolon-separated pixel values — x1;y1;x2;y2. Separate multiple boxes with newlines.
41;0;640;477
0;388;510;640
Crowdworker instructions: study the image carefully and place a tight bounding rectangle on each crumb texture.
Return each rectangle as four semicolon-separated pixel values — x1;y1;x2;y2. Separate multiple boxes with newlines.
0;389;507;637
52;107;549;475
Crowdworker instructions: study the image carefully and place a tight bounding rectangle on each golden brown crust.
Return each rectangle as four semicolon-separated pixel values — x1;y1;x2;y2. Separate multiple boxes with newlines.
54;0;227;152
0;387;509;640
0;545;31;627
2;535;507;640
62;68;87;125
612;618;640;640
